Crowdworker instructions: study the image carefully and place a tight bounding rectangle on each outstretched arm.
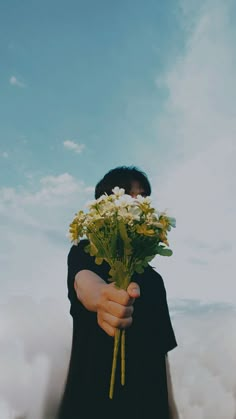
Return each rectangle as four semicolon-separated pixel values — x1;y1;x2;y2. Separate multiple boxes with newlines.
166;356;180;419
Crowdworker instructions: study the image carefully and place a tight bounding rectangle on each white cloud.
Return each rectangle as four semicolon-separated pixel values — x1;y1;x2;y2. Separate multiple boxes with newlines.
0;170;88;418
0;173;88;417
0;298;235;418
150;0;236;304
0;173;94;232
152;138;236;303
9;76;25;88
169;305;236;419
0;297;71;419
63;140;85;154
0;172;94;304
155;0;236;156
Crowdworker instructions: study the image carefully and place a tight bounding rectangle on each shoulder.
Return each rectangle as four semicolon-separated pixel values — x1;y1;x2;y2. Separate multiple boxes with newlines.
137;264;166;299
67;239;95;272
147;264;165;289
68;239;89;261
67;239;111;280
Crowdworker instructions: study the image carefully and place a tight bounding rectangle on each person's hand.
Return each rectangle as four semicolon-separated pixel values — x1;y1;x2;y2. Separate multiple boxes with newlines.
96;281;140;336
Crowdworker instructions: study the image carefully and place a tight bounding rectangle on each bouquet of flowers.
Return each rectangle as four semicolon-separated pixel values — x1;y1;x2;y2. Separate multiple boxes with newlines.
69;187;176;399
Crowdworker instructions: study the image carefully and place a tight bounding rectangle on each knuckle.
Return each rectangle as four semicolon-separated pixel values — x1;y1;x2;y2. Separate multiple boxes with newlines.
118;290;128;304
113;318;121;328
106;324;116;336
110;328;116;337
100;287;108;299
124;317;133;328
123;294;130;306
117;305;133;319
100;320;114;337
97;304;105;316
104;325;111;336
97;315;102;327
117;307;126;318
97;301;102;311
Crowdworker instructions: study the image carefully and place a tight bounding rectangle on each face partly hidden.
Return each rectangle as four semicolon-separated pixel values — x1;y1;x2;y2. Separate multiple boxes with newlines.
128;181;147;198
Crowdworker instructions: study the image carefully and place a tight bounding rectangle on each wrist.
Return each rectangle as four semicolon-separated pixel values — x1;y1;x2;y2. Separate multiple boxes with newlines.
74;270;106;312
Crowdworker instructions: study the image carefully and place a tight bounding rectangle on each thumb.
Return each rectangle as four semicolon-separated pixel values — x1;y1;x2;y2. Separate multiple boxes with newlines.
127;282;140;299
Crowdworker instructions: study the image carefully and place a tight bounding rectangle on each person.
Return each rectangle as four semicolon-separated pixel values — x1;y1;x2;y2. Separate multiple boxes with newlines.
57;166;179;419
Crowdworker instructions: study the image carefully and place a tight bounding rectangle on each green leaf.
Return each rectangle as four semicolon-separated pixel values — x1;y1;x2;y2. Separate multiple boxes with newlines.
84;244;90;254
135;264;145;274
156;246;173;256
145;255;155;263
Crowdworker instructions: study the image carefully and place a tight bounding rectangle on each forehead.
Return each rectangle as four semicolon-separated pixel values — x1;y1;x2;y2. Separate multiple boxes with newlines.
129;180;145;193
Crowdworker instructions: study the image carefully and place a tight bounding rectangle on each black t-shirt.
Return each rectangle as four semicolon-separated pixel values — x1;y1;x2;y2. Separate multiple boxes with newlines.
58;240;177;419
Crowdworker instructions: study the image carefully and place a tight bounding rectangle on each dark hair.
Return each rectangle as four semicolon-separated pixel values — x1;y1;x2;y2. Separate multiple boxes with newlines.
95;166;151;199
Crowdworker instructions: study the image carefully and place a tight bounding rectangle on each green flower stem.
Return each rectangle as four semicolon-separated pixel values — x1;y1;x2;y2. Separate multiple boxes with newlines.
121;329;125;386
109;329;121;399
109;272;131;398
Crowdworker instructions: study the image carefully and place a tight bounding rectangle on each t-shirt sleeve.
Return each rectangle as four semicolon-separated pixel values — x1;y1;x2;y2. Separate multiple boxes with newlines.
68;239;95;281
67;239;98;317
159;276;178;354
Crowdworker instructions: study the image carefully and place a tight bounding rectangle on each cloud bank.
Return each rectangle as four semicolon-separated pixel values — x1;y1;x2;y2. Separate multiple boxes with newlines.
0;299;235;419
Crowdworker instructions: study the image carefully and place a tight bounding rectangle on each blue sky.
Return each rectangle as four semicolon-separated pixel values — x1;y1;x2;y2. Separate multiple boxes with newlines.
1;0;185;187
1;1;236;418
1;0;236;304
